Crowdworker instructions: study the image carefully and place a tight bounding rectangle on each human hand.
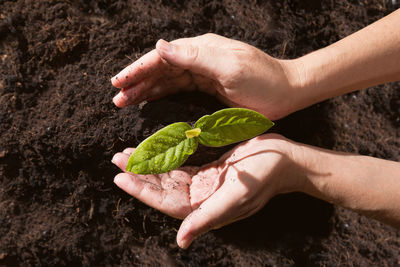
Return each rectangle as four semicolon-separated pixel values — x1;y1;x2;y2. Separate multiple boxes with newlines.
111;134;303;248
111;34;301;120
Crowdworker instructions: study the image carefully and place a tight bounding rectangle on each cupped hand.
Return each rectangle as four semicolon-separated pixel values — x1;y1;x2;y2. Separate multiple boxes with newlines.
111;33;301;120
111;134;302;249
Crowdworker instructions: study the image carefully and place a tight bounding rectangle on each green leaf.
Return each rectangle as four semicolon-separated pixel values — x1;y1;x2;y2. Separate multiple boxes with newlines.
126;122;198;174
194;108;274;147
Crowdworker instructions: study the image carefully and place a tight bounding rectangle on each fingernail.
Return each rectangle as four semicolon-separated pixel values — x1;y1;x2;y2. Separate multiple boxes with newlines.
113;91;127;105
111;75;120;85
178;237;191;250
112;94;119;106
157;39;173;55
113;175;121;185
177;226;192;249
111;154;117;164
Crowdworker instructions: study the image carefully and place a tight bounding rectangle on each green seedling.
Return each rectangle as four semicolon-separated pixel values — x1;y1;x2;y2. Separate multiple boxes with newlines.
126;108;274;174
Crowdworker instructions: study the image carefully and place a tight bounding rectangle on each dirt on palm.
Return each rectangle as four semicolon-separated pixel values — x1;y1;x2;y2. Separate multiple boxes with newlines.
0;0;399;266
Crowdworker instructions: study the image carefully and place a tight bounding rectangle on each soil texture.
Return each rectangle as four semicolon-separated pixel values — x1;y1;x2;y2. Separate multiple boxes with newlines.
0;0;399;266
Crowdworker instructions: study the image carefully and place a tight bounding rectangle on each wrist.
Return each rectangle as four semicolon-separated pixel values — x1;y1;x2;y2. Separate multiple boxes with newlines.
278;58;307;93
288;142;400;227
280;47;355;112
281;140;310;194
260;135;311;195
276;58;316;115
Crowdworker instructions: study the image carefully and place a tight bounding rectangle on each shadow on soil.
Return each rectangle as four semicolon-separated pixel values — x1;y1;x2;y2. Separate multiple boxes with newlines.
215;193;333;247
214;102;335;256
140;92;335;250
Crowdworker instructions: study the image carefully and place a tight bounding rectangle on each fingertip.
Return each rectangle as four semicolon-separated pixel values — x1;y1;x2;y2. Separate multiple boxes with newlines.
177;218;196;249
156;39;173;58
177;238;190;250
177;233;195;250
111;153;122;165
122;148;135;155
113;91;127;108
177;231;192;249
155;39;164;49
111;152;130;172
112;95;119;107
111;154;117;165
113;173;127;187
111;75;121;88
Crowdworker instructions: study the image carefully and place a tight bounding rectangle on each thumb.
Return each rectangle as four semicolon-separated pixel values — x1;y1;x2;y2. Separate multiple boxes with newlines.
155;39;227;80
176;185;240;249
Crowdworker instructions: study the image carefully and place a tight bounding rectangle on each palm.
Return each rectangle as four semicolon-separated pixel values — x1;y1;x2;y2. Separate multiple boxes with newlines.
112;148;221;219
112;135;293;248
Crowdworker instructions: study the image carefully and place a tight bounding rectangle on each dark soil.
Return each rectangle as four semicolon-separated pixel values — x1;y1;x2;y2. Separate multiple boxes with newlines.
1;0;399;266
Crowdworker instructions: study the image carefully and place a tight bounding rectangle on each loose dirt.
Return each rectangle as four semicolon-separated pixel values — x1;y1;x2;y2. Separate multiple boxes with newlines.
0;0;399;266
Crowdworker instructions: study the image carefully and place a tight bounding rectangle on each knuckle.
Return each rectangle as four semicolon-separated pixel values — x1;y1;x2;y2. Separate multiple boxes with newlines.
186;44;199;63
204;217;216;231
231;53;245;72
221;53;246;87
193;208;215;232
203;32;217;38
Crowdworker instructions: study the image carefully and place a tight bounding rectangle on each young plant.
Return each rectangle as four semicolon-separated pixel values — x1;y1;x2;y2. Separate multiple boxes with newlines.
126;108;274;174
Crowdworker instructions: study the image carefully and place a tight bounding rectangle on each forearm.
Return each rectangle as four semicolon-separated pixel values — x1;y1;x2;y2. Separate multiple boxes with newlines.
287;9;400;110
293;142;400;228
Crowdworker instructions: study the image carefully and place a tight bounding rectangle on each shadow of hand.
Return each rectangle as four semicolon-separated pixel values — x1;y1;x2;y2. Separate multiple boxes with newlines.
112;133;310;249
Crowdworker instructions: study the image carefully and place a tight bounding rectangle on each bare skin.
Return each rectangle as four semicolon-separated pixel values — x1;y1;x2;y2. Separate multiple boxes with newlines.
111;34;299;120
111;9;400;249
112;134;302;249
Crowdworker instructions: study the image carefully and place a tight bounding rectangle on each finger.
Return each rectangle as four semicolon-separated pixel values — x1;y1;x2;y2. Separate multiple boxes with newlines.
114;173;164;210
111;151;162;186
122;148;135;155
111;152;130;171
145;72;193;102
158;170;193;218
159;58;186;78
114;172;192;219
146;83;196;102
191;74;219;95
189;164;221;210
111;50;162;89
192;72;242;108
113;74;159;107
155;37;232;81
176;183;242;249
215;94;242;109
